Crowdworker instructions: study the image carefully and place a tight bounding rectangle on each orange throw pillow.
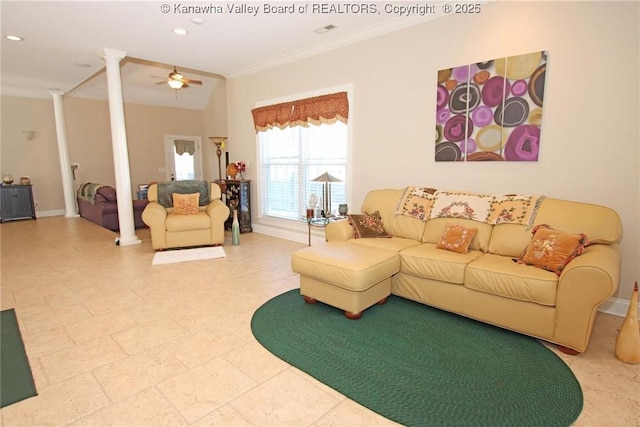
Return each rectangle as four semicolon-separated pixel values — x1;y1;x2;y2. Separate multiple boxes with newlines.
172;193;199;215
436;224;478;254
518;224;589;275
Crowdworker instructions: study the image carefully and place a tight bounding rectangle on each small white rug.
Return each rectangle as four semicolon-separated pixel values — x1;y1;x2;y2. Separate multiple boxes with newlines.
152;246;226;265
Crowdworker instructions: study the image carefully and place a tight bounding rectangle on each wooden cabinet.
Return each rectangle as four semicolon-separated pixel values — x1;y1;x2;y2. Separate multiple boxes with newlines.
216;179;252;233
0;185;36;222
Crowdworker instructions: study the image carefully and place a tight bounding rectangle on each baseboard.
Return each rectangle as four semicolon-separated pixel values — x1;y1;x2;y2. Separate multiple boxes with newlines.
35;209;66;218
599;297;638;318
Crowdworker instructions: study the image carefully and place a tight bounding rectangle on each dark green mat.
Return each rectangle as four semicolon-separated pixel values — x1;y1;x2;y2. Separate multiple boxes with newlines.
251;290;583;427
1;309;37;408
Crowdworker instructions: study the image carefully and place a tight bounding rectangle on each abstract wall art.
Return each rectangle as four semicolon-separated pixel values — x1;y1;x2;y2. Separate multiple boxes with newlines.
435;51;548;162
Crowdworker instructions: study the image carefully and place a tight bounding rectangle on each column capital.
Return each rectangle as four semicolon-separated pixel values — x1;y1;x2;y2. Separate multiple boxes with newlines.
49;90;65;97
98;48;127;61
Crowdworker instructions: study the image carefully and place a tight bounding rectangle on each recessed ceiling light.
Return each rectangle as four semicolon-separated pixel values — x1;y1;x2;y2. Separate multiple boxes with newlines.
314;25;337;34
173;28;188;36
73;63;92;68
191;18;205;25
5;35;24;41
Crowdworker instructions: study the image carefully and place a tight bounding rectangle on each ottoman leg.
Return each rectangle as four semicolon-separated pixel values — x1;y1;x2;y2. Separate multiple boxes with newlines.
344;311;363;320
303;295;317;304
377;297;388;305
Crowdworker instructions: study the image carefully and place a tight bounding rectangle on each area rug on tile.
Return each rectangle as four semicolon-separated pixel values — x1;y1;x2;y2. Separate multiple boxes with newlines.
251;290;583;427
1;309;37;408
152;246;226;265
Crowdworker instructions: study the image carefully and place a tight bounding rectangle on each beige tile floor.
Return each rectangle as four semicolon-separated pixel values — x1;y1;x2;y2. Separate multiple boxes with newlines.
0;216;638;426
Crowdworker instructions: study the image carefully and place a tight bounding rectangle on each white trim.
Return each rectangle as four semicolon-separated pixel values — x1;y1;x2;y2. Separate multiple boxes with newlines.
35;209;66;218
226;11;450;80
599;296;639;318
1;88;53;100
254;84;354;222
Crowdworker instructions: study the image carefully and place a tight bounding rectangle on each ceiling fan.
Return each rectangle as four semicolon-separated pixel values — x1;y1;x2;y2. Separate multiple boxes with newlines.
156;66;202;90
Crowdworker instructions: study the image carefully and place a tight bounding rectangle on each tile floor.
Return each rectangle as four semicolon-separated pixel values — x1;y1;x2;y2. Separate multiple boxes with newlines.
0;217;638;426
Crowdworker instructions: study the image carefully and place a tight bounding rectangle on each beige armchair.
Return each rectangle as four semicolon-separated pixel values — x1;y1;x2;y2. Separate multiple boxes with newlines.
142;181;230;250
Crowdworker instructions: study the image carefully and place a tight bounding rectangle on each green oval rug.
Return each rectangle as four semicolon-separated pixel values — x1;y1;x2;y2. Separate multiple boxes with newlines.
251;290;583;427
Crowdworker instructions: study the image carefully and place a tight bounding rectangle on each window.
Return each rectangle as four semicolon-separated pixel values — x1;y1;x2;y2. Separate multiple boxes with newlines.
258;122;347;220
253;91;349;221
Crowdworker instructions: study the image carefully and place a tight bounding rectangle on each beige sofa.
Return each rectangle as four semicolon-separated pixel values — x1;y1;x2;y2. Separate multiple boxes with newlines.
142;182;229;250
293;188;622;354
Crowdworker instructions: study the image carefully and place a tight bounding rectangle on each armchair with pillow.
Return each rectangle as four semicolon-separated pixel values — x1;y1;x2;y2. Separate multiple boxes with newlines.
142;181;230;250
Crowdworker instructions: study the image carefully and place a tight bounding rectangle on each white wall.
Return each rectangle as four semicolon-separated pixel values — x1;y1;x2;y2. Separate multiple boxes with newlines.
226;1;639;305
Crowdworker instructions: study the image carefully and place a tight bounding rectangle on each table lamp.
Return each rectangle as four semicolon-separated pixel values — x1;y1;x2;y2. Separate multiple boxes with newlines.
311;171;341;217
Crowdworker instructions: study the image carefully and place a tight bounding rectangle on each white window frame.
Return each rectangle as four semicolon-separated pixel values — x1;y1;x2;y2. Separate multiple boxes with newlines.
254;84;354;231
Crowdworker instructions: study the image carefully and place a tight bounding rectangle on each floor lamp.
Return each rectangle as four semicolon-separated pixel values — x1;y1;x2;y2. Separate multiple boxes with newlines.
208;137;227;181
312;171;342;217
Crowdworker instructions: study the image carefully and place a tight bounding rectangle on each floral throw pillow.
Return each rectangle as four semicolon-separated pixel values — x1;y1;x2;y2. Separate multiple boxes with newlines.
518;224;590;275
436;224;478;254
348;211;391;239
172;192;200;215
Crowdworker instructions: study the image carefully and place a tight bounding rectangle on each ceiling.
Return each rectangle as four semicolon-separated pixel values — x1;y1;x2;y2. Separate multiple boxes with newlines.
1;1;452;109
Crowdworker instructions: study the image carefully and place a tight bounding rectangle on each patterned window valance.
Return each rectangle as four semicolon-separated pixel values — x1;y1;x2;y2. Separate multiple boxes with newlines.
174;140;195;156
251;91;349;133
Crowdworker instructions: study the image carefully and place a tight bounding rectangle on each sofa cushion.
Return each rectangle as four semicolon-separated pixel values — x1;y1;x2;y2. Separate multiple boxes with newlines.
166;212;211;231
422;218;492;252
391;215;429;241
465;254;558;306
172;193;200;215
517;224;589;275
97;186;117;202
487;223;532;257
399;243;483;285
436;224;478;254
348;211;390;238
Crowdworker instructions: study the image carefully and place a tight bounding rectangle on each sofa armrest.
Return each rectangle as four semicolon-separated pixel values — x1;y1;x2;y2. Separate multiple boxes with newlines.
206;199;231;224
554;244;621;351
142;202;168;250
326;219;354;241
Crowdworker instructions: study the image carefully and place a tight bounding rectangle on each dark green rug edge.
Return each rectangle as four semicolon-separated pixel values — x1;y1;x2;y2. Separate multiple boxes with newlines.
251;289;583;427
1;308;38;408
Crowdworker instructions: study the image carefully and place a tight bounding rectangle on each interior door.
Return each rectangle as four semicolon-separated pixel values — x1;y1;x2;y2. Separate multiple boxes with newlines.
164;136;203;181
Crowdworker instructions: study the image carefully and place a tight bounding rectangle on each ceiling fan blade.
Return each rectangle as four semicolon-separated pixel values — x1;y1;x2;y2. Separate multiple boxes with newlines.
183;78;202;85
155;81;168;85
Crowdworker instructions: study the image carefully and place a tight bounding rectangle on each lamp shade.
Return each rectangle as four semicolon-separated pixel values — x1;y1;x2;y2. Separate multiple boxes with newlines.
311;172;342;183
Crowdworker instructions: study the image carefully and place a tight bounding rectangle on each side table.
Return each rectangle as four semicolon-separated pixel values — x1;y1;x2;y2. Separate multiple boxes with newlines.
307;216;347;246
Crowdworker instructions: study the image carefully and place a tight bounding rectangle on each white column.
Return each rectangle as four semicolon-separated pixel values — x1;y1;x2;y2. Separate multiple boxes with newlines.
50;91;79;218
98;48;140;246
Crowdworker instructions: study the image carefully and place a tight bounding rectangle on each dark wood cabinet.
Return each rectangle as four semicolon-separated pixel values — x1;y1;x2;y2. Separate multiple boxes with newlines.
216;179;252;233
0;185;36;222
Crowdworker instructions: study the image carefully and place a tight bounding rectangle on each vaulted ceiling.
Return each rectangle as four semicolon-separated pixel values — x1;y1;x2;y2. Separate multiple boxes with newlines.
1;1;452;109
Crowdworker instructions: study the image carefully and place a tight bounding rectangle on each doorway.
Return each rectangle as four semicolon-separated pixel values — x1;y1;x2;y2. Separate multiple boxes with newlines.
164;136;203;181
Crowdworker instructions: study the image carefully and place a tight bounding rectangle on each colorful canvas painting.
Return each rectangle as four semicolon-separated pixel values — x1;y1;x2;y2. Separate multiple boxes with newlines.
435;51;547;162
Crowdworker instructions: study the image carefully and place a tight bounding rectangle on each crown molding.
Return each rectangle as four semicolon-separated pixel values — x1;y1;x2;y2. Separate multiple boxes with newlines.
225;13;445;80
0;88;53;100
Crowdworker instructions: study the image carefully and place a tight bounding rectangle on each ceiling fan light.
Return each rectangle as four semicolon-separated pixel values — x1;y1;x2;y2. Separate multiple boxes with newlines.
168;79;183;89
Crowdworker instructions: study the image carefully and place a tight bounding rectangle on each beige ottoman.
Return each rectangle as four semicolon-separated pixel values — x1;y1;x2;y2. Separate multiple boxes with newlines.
291;241;400;319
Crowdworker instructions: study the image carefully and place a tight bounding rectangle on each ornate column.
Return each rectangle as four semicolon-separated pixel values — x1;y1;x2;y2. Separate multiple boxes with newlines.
50;90;79;218
98;48;140;246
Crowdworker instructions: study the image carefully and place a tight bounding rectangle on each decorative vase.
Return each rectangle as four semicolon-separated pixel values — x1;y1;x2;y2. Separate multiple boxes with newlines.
338;204;348;216
232;209;240;246
615;282;640;364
